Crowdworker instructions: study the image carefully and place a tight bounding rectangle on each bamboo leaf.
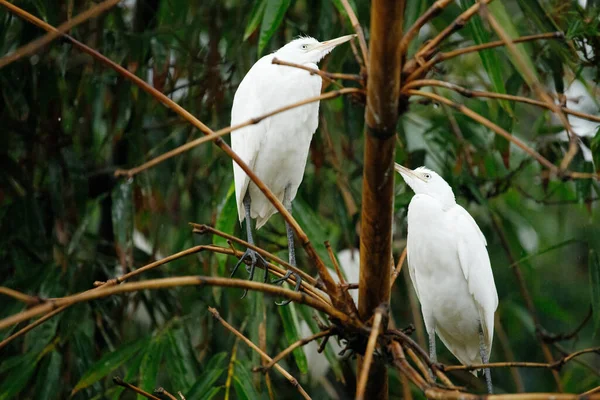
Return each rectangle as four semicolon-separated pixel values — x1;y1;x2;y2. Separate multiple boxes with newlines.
258;0;291;55
589;249;600;335
186;352;228;398
164;328;197;393
138;334;166;399
278;302;308;374
71;337;149;395
34;351;63;400
0;354;38;400
244;0;267;41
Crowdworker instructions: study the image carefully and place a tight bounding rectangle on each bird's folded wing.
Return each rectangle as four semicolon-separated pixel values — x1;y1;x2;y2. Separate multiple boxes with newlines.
452;206;499;351
230;60;276;221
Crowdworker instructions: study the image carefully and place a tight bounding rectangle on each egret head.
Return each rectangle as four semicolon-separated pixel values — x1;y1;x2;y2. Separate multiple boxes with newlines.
275;34;356;64
395;164;456;209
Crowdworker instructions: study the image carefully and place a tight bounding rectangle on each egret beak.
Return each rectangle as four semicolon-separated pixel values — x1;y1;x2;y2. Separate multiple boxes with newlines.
394;163;427;182
311;34;356;52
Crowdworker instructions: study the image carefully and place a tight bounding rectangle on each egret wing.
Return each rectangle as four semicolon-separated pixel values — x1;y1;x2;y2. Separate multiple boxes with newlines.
230;58;275;221
452;205;499;352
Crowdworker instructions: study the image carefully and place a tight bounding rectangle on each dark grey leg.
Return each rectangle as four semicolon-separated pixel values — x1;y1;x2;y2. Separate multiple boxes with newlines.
230;193;269;298
429;331;437;380
479;325;493;394
271;186;302;306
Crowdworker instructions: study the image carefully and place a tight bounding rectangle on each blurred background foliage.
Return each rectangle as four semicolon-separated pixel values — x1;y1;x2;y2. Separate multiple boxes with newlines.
1;0;600;398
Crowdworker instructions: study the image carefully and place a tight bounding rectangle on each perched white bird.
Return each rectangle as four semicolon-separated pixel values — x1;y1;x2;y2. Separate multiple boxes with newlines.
230;34;355;301
395;164;498;393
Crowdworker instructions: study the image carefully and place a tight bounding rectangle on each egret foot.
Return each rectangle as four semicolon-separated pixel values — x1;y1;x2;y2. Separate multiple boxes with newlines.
428;331;438;381
272;270;302;306
230;248;269;299
479;326;493;394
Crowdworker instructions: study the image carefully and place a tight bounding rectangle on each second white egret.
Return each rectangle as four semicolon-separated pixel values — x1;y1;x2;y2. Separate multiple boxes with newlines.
230;34;355;304
395;164;498;393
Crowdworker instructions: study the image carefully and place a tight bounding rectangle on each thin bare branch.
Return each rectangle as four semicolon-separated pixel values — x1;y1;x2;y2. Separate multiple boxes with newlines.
416;0;494;59
208;307;312;400
114;88;362;178
272;58;363;84
339;0;368;65
0;287;43;306
356;307;384;400
257;328;334;372
112;377;161;400
478;3;578;172
0;0;347;311
0;306;66;350
439;32;564;63
406;90;600;180
399;0;452;56
325;241;346;285
0;276;363;332
390;247;407;289
442;346;600;371
404;79;600;123
192;224;317;287
0;0;120;69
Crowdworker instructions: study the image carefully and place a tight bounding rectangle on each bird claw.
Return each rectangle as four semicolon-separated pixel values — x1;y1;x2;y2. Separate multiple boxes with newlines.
272;270;302;306
230;248;269;299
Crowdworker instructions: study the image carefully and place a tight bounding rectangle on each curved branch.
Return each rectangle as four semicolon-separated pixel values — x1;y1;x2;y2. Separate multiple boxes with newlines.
339;0;368;65
0;0;345;310
403;79;600;123
399;0;452;56
0;276;363;331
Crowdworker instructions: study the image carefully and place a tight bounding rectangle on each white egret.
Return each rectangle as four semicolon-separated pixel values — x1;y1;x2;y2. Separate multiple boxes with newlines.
395;164;498;394
230;34;355;304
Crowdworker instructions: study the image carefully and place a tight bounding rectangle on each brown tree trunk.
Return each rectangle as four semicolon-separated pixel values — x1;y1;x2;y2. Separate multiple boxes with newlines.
358;1;405;399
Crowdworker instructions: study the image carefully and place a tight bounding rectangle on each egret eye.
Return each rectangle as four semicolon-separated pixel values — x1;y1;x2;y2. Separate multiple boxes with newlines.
424;173;431;180
301;44;309;50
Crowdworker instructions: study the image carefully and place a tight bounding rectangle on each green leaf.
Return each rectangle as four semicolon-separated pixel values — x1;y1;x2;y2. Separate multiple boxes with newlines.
199;387;222;400
0;354;38;400
258;0;291;55
165;328;197;393
293;198;338;264
214;183;238;280
186;352;228;398
278;302;308;374
138;334;166;399
589;249;600;335
232;361;261;400
34;351;63;400
71;337;149;395
111;179;134;258
244;0;267;41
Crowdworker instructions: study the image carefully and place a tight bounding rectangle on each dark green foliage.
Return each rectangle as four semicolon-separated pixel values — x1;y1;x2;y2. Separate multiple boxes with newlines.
0;0;599;398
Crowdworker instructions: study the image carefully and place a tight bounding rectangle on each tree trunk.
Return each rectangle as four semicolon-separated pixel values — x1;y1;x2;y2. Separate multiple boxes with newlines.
358;1;406;399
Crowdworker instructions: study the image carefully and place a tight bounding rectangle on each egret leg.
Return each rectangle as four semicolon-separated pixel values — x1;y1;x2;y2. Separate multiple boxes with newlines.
230;194;269;298
428;331;437;380
479;325;493;394
272;186;302;306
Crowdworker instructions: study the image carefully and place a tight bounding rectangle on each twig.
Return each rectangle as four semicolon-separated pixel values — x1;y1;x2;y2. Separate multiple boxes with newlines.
399;0;453;56
478;2;578;172
208;307;312;400
154;388;177;400
0;0;346;313
0;276;362;331
438;32;564;64
356;307;383;400
224;320;245;400
325;241;346;285
441;346;600;371
272;58;363;84
0;287;43;306
389;342;428;389
0;0;121;69
416;0;494;59
581;386;600;396
114;88;362;178
0;306;66;350
112;377;161;400
390;247;407;288
403;79;600;123
191;224;317;287
339;0;368;65
540;306;593;343
406;90;600;180
256;328;334;372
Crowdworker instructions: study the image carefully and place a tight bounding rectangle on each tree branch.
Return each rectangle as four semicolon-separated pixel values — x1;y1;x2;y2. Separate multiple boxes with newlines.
339;0;368;65
208;307;312;400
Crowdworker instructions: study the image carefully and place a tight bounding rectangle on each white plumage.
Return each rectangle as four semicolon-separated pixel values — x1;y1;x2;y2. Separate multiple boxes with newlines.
231;35;354;229
396;164;498;392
